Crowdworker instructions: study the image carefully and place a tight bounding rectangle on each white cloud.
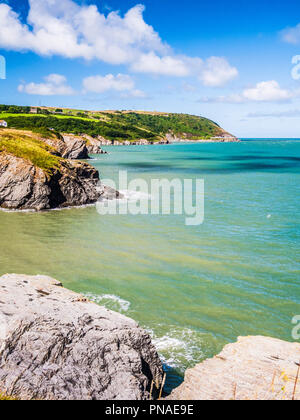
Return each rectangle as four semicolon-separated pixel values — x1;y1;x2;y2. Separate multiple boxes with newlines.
128;89;147;98
242;81;292;102
82;73;146;98
131;53;190;76
199;57;239;87
0;1;167;63
281;23;300;44
44;74;67;85
121;89;147;99
18;73;74;95
0;0;238;85
83;74;135;93
200;81;295;103
130;53;238;84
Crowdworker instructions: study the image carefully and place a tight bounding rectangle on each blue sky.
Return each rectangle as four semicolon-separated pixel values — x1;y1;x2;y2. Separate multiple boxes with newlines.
1;0;300;137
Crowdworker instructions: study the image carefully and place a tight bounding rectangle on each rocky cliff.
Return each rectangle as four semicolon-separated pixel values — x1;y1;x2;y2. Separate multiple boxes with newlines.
167;336;300;400
0;274;164;400
0;129;118;211
82;135;108;154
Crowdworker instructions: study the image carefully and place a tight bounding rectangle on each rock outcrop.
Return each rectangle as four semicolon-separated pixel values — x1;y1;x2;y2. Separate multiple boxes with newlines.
167;336;300;400
41;134;107;158
82;135;108;155
61;134;89;159
0;274;164;400
0;129;121;210
0;153;103;210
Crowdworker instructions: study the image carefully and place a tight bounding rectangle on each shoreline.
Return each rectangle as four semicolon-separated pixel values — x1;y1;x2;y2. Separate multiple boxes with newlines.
1;274;299;400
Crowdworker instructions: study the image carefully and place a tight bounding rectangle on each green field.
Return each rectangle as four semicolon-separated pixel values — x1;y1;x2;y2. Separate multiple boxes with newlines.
0;112;93;122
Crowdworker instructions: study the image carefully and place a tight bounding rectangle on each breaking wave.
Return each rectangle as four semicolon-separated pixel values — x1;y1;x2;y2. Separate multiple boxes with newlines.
147;326;204;373
84;292;131;312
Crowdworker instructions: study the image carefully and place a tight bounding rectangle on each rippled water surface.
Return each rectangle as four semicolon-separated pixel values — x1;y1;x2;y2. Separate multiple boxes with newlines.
1;139;299;392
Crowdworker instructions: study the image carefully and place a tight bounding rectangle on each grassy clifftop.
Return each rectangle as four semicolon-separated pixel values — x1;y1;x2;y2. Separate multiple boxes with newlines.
0;105;234;142
0;129;61;174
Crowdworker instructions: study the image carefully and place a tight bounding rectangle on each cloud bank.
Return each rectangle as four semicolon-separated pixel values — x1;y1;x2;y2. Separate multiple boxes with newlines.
18;72;147;98
18;73;74;95
200;81;296;103
83;74;135;94
0;0;238;86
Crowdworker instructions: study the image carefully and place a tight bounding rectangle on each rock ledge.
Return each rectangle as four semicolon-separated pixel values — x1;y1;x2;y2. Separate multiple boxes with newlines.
167;336;300;400
0;274;163;400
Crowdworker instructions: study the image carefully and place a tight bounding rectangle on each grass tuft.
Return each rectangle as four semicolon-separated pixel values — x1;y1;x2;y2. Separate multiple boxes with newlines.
0;129;61;174
0;392;18;401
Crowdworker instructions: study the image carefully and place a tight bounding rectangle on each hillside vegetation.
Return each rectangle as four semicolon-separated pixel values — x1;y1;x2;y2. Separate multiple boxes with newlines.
0;129;61;174
0;105;232;142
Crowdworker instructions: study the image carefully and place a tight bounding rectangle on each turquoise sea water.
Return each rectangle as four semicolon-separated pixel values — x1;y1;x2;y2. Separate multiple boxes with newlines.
0;139;299;392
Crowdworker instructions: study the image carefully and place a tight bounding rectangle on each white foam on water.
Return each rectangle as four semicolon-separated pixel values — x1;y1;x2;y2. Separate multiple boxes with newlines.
84;292;131;312
148;326;204;372
119;190;152;202
0;203;96;214
0;208;35;213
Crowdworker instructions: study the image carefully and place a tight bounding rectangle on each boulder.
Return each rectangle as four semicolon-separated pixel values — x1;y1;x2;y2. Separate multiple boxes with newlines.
98;185;124;200
0;274;164;400
167;336;300;400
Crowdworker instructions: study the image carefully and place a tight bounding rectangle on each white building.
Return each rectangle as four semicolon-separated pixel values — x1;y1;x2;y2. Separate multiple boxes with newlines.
0;120;7;127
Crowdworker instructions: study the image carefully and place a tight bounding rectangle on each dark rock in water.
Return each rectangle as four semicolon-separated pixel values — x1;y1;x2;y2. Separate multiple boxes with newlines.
99;185;124;200
0;274;164;400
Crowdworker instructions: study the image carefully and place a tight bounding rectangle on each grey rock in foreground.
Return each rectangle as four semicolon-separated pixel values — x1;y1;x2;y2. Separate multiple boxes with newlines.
167;336;300;400
0;274;164;400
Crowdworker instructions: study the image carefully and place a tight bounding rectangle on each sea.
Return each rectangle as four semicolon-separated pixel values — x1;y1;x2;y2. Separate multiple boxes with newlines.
0;139;299;392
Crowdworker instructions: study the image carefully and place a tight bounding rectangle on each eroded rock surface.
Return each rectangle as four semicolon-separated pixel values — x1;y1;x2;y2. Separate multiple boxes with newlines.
83;135;108;154
61;134;89;159
0;274;164;400
0;154;102;210
167;336;300;400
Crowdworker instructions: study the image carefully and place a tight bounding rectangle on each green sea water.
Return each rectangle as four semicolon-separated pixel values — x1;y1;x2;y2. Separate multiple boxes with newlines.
0;140;299;392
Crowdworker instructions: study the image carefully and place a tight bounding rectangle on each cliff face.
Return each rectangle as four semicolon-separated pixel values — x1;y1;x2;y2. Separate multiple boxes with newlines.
82;135;108;154
167;336;300;401
0;153;101;210
43;134;90;159
0;274;164;400
0;129;118;211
